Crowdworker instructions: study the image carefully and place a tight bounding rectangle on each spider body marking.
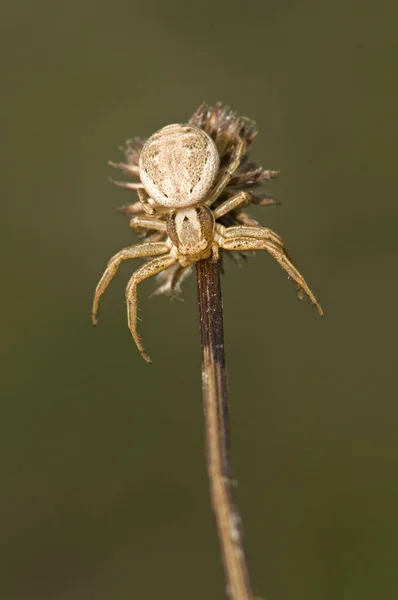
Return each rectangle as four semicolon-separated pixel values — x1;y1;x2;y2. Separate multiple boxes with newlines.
93;123;323;362
139;124;220;209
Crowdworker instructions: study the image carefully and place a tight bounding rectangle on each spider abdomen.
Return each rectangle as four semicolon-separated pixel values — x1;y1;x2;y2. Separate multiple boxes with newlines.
139;124;220;208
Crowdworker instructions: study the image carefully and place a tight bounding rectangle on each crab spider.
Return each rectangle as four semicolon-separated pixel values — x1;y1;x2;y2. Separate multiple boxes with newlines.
92;123;323;362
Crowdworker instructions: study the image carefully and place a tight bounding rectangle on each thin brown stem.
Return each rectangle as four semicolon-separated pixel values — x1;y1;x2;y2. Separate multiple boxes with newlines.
196;256;258;600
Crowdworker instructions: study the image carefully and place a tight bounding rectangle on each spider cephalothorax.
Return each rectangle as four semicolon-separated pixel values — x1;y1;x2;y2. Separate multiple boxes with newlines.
93;104;323;362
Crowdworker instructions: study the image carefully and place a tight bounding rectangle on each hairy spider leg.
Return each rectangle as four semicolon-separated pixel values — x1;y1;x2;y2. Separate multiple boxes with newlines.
212;191;251;220
125;254;177;362
220;230;323;316
223;221;296;264
129;216;167;233
205;138;246;207
137;188;156;215
222;225;284;247
92;242;170;325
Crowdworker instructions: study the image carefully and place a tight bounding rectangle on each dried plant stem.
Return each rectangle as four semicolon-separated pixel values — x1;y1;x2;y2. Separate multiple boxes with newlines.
196;256;257;600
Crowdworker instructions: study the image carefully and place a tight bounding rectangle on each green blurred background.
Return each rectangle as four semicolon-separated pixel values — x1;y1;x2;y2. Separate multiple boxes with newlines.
1;1;397;598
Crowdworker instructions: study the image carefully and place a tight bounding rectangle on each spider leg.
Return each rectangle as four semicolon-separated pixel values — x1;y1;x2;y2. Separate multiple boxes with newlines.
212;191;251;220
222;224;284;247
137;188;155;215
222;224;297;263
92;241;170;325
205;138;246;207
125;254;177;363
129;216;167;233
220;234;323;316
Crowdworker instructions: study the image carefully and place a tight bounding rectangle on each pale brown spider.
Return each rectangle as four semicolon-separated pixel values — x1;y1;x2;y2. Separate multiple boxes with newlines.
92;121;323;362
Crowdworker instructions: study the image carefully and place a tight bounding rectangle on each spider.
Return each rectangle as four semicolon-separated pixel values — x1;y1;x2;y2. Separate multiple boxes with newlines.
92;122;323;363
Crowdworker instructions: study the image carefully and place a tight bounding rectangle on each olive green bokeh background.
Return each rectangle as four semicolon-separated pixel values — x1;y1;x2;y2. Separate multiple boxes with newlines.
1;1;397;598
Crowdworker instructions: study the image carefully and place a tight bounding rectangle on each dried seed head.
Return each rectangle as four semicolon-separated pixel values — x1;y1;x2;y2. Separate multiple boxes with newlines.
139;124;220;208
